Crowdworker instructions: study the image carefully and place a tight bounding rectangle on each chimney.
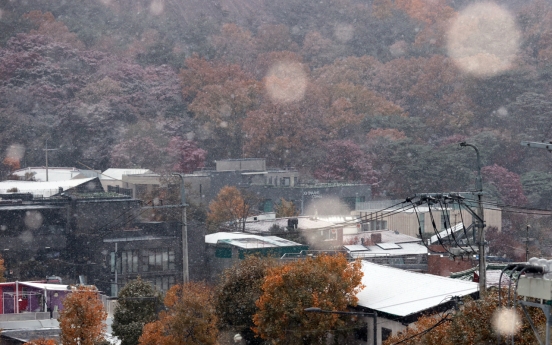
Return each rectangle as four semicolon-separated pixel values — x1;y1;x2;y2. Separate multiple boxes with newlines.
371;233;382;244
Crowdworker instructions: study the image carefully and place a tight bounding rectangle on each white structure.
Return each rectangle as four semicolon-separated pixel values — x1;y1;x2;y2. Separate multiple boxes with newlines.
356;261;479;344
11;167;100;182
99;168;153;191
0;178;100;198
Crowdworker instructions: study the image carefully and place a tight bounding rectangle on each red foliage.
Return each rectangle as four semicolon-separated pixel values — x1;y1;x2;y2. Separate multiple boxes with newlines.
167;138;207;173
482;164;528;206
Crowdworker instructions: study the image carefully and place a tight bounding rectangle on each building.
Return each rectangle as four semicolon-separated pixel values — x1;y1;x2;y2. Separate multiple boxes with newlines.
0;176;198;296
10;167;101;182
99;168;153;194
354;261;479;344
118;158;372;214
344;242;428;272
354;199;502;238
204;232;308;283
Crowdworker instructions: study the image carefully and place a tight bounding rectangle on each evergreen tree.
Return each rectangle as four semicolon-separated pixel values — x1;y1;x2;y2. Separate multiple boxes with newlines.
112;278;161;345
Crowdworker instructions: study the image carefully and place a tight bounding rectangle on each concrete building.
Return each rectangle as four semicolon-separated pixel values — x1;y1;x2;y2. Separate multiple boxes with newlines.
10;167;101;182
119;158;372;214
354;199;502;238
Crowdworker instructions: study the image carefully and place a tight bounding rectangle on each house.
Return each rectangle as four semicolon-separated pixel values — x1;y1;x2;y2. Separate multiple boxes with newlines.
0;177;104;198
353;199;502;239
99;168;153;196
0;281;70;316
344;242;428;272
10;167;101;182
204;232;308;283
353;261;479;344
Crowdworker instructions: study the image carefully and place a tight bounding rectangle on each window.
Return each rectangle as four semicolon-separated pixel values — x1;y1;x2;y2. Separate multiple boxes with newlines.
382;327;393;342
141;249;175;272
152;276;176;292
420;213;425;233
112;250;139;274
283;177;290;186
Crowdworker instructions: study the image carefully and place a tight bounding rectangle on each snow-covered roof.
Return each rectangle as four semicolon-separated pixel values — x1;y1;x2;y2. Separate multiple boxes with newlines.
356;262;478;317
0;178;98;198
450;263;513;287
20;282;71;291
244;216;336;234
430;222;465;244
343;230;421;245
100;169;153;180
205;232;305;248
11;167;101;182
344;242;428;258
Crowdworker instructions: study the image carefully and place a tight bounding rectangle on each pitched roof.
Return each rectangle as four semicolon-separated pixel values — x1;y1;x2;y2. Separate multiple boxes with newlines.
11;167;101;182
356;261;478;317
0;178;98;197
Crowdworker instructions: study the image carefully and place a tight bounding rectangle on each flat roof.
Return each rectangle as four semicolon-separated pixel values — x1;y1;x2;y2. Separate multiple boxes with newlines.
0;178;97;197
205;232;304;248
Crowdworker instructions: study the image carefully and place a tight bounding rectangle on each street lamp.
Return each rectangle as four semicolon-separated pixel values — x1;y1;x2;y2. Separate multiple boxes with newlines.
304;307;377;345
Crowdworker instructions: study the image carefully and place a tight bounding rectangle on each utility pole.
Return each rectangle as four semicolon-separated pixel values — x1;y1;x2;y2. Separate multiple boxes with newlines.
43;140;58;182
172;173;189;283
460;142;486;298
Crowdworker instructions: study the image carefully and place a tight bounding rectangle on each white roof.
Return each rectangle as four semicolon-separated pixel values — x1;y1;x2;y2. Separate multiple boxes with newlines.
356;262;478;317
11;167;100;182
343;230;421;245
100;168;153;180
344;242;428;258
430;223;465;244
244;216;336;234
0;281;70;291
0;178;97;197
205;232;304;248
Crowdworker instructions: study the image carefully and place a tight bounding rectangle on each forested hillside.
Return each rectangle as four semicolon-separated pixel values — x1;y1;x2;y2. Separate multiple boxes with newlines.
1;0;552;211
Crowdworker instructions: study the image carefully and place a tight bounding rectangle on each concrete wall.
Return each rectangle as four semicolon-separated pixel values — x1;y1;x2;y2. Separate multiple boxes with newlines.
216;159;266;171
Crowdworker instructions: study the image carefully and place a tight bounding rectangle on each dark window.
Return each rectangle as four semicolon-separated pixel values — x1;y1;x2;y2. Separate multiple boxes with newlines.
113;250;139;274
382;327;393;342
141;248;175;272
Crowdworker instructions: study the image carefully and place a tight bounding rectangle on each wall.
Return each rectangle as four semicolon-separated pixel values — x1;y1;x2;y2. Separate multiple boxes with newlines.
216;159;266;172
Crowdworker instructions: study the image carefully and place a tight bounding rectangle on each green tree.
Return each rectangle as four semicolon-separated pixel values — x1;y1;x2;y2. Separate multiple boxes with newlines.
58;286;107;345
253;254;364;344
112;278;162;345
215;256;277;344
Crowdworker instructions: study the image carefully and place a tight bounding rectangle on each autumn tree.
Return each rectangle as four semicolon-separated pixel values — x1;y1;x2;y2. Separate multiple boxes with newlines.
313;140;378;185
383;290;545;345
207;186;256;232
23;339;58;345
253;254;364;344
58;286;107;345
274;198;299;218
139;282;218;345
0;254;6;282
166;137;207;173
112;278;162;345
482;164;528;206
215;256;277;344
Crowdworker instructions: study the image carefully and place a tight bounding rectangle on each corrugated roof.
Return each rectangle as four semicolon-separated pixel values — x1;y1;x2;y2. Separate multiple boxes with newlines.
100;169;153;180
205;232;304;248
356;262;478;317
0;178;97;197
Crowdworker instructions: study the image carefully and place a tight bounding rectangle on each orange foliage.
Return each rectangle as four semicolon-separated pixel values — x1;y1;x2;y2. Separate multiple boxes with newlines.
139;282;218;345
211;23;257;66
179;56;252;101
23;11;84;49
253;254;364;344
58;286;107;345
0;254;5;282
23;339;57;345
207;186;253;231
2;157;20;172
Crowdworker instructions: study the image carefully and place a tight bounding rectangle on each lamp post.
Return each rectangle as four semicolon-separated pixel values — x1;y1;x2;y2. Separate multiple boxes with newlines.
304;307;377;345
460;142;486;298
172;173;189;283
